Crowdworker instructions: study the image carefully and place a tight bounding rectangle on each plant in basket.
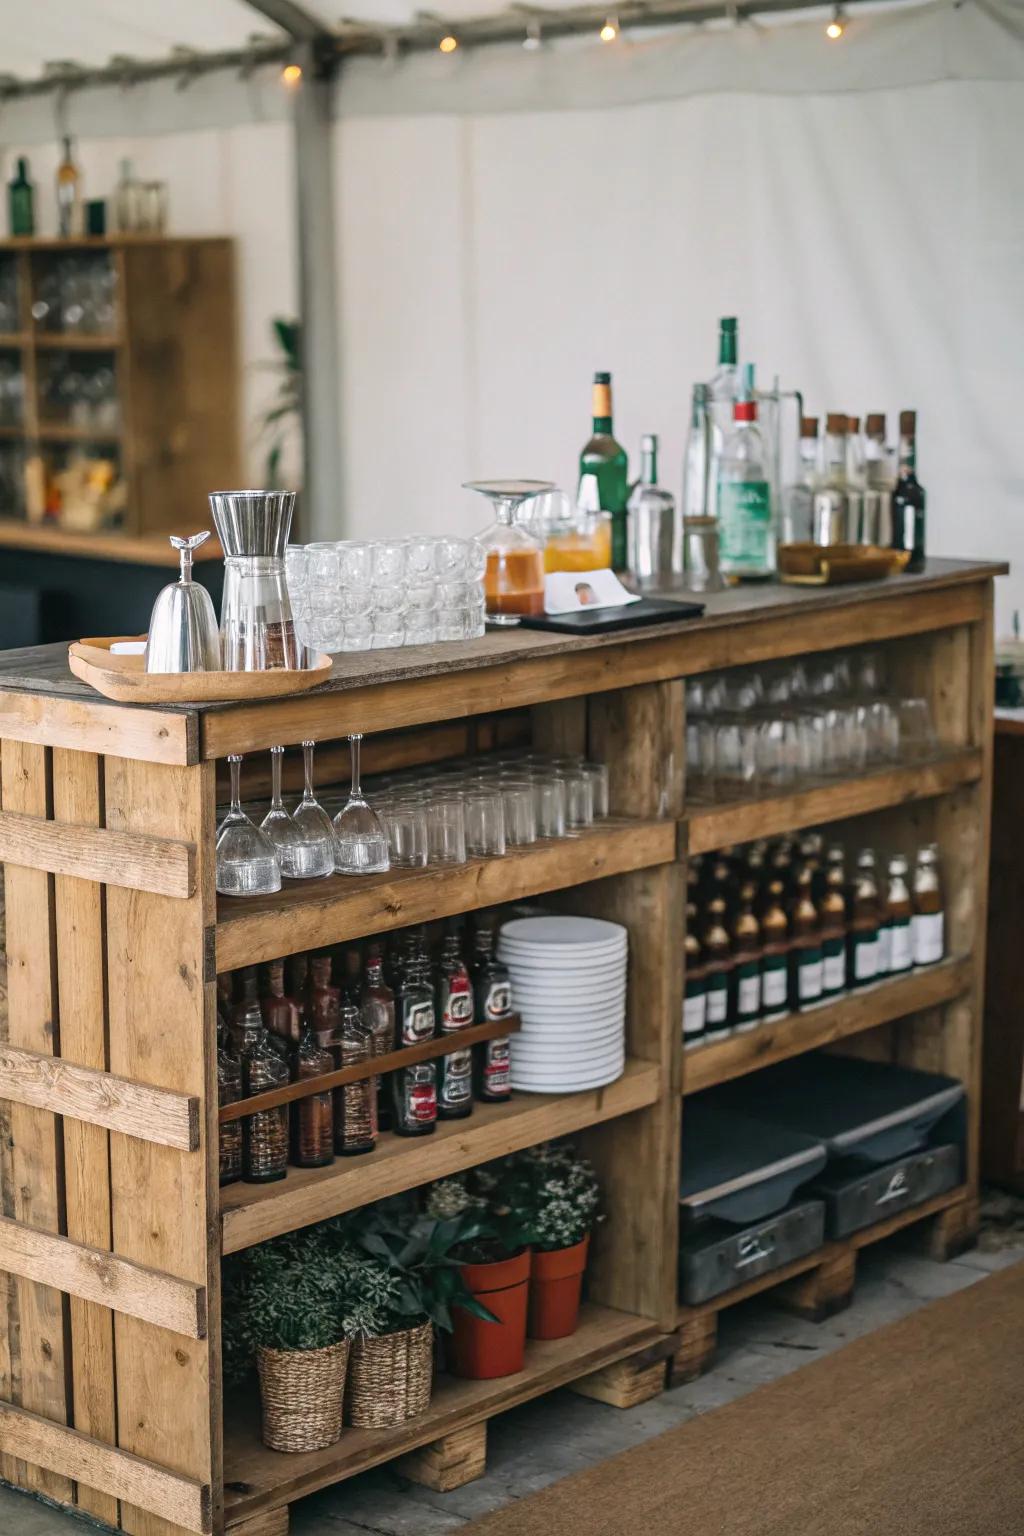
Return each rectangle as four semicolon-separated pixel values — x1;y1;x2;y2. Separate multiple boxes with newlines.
499;1141;601;1340
425;1175;536;1380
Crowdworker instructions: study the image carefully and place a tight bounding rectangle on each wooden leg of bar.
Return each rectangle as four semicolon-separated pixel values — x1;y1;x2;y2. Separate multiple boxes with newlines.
226;1509;289;1536
777;1250;856;1323
925;1197;979;1262
669;1312;718;1385
570;1350;668;1410
397;1422;487;1492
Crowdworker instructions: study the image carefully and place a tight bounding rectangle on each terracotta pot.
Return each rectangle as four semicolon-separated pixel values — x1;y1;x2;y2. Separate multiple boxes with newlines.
449;1248;531;1380
528;1233;590;1340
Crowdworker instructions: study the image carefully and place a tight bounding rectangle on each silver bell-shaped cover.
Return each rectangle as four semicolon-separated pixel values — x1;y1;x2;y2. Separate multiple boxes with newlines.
144;532;221;673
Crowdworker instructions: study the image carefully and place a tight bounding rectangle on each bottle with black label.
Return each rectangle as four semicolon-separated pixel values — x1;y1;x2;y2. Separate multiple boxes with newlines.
760;880;790;1022
790;865;824;1009
732;882;762;1032
471;924;513;1102
820;846;848;999
683;901;708;1050
911;844;944;966
701;897;734;1042
848;849;881;988
437;930;474;1120
392;958;438;1136
886;854;914;973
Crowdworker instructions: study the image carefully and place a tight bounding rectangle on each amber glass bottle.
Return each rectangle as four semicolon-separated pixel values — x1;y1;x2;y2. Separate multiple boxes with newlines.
702;897;734;1042
291;1018;335;1168
307;954;342;1054
760;879;790;1022
886;853;914;973
848;849;881;987
231;974;289;1184
790;865;823;1009
334;1004;377;1156
732;882;762;1032
683;901;708;1051
911;844;944;965
261;959;301;1054
820;846;848;999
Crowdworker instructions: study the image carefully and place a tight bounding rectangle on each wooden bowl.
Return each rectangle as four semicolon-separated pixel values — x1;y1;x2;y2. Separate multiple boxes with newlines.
778;544;911;586
68;636;334;703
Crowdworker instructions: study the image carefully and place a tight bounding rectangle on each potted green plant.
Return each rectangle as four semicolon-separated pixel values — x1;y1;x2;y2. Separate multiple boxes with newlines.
426;1175;534;1380
501;1142;601;1340
235;1229;354;1453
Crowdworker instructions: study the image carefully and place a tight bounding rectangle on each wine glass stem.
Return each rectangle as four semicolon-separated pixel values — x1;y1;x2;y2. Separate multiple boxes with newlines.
229;756;242;815
303;741;315;801
349;734;363;798
270;747;284;810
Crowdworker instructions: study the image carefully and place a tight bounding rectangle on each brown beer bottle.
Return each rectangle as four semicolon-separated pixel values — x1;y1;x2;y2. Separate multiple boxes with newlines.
683;901;708;1051
886;853;914;973
789;864;824;1010
702;897;734;1042
911;844;944;965
848;849;881;987
820;845;848;998
261;959;301;1055
732;882;762;1032
760;879;790;1022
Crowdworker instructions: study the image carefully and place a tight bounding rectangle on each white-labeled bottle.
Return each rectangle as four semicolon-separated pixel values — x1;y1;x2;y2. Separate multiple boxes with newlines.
911;844;944;965
717;363;775;580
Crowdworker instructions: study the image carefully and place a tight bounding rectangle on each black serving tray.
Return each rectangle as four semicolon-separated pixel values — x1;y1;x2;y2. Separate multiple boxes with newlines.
517;597;705;635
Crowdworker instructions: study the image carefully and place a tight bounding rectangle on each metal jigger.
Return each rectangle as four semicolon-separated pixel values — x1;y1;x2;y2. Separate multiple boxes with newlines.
144;532;221;673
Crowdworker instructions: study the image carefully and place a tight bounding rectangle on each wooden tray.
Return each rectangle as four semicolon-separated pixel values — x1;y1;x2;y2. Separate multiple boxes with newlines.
68;636;333;703
778;544;910;586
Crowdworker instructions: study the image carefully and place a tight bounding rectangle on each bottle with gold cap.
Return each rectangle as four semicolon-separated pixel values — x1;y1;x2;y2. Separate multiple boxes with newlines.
820;845;848;998
812;414;850;546
760;879;791;1023
702;897;734;1042
789;864;824;1009
885;853;914;974
732;882;762;1032
848;848;881;987
683;902;708;1051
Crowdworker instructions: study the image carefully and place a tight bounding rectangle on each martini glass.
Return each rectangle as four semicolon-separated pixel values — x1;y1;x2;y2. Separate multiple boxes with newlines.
292;740;338;871
333;733;390;875
464;479;554;626
216;754;281;896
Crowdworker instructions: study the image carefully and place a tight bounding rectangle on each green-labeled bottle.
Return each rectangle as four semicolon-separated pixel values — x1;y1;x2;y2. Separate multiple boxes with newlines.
578;370;629;572
717;362;775;581
8;157;33;238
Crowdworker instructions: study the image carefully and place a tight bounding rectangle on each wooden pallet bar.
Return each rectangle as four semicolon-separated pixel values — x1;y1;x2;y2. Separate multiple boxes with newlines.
0;1042;201;1148
0;809;196;896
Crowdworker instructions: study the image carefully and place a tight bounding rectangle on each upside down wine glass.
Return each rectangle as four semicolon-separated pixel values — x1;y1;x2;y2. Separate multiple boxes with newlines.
464;479;554;626
261;744;335;880
333;733;390;875
216;754;281;896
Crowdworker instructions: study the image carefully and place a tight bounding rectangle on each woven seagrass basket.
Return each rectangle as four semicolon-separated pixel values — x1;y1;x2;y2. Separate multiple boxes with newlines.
257;1339;350;1453
345;1321;433;1428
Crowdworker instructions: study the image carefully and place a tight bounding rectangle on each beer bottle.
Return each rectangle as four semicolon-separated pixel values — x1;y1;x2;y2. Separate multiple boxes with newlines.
732;882;762;1032
470;923;513;1102
436;929;474;1120
760;879;791;1022
790;864;824;1009
683;901;708;1050
701;897;734;1042
848;849;881;987
886;854;914;973
820;847;848;999
392;957;438;1136
911;844;945;966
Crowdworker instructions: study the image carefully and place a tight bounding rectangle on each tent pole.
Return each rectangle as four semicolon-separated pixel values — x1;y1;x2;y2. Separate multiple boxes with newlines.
293;42;342;539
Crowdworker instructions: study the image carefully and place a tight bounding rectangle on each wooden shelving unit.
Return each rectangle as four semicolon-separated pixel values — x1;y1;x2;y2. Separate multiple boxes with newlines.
0;560;1001;1536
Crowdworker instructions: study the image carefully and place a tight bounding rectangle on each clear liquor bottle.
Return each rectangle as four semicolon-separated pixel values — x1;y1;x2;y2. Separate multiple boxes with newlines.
782;415;819;544
682;383;714;521
627;433;677;590
717;364;775;580
811;414;850;545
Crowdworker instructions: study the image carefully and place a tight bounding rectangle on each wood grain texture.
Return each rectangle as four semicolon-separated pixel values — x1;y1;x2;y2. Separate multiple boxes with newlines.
0;1401;211;1533
105;756;220;1536
0;738;71;1501
0;1042;200;1149
221;1060;660;1255
684;956;973;1094
51;746;117;1525
686;749;982;855
0;809;195;897
0;689;196;766
397;1422;487;1492
216;818;677;972
0;1218;206;1338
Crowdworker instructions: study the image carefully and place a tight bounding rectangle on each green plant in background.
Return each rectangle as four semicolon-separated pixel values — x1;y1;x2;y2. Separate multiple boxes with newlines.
255;317;302;489
347;1200;496;1332
493;1142;602;1252
228;1227;350;1356
425;1170;536;1264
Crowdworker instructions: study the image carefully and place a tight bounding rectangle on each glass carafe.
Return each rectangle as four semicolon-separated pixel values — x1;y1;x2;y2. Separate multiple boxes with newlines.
209;489;302;670
465;479;551;625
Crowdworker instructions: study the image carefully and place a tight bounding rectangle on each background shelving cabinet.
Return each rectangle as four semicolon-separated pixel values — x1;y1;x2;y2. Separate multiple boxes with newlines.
0;236;240;536
0;558;1002;1536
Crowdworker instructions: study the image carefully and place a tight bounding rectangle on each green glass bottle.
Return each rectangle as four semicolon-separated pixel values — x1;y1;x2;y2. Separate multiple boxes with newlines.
8;157;34;238
578;370;629;572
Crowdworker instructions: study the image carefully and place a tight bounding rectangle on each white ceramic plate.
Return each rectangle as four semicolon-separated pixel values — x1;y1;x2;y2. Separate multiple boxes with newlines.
501;915;627;947
510;1067;625;1094
513;1029;624;1052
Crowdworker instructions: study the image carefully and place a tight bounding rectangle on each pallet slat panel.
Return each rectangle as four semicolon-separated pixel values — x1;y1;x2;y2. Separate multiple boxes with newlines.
0;1043;200;1149
0;690;196;766
0;808;195;897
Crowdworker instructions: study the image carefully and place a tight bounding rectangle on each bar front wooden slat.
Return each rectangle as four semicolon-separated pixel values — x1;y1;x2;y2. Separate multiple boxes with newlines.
104;756;221;1536
0;809;195;897
216;817;678;972
0;1043;200;1149
0;689;197;765
0;738;71;1501
0;1218;206;1338
52;745;118;1525
0;1402;211;1533
687;749;982;856
685;956;973;1094
221;1059;660;1255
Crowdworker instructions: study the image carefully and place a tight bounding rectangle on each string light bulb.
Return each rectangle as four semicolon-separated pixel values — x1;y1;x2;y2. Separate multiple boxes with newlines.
281;62;302;85
825;6;845;39
599;14;619;41
523;17;542;49
439;31;459;51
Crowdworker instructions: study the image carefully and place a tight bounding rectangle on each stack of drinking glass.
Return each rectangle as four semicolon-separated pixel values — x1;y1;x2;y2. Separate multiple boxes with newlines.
687;649;939;802
286;536;488;653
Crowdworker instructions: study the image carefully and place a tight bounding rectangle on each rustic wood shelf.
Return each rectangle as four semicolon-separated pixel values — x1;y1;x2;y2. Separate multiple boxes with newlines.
684;956;974;1094
222;1302;662;1526
34;423;122;443
220;1058;660;1254
33;333;122;350
216;817;678;971
687;749;982;856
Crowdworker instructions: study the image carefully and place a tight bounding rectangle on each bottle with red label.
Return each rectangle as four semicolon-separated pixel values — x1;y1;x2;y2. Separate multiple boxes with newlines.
471;922;513;1103
437;928;474;1120
392;955;438;1135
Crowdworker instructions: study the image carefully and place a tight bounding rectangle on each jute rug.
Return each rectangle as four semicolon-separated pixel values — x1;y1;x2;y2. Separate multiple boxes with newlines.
463;1260;1024;1536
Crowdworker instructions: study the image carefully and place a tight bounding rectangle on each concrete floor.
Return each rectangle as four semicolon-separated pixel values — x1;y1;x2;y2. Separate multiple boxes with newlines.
3;1215;1023;1536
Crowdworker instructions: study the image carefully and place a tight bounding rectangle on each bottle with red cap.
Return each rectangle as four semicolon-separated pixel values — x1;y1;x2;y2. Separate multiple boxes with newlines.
716;362;775;580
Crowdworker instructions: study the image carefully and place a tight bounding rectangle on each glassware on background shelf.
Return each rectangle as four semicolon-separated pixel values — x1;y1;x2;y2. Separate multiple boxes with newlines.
583;761;610;818
500;781;537;846
464;788;507;857
216;755;282;896
426;796;467;865
897;697;937;760
291;741;338;871
0;259;21;330
261;745;335;879
382;799;428;868
333;733;390;875
465;478;552;625
210;488;302;671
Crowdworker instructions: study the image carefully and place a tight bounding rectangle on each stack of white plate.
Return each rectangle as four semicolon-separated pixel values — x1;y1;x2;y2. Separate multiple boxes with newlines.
497;915;628;1093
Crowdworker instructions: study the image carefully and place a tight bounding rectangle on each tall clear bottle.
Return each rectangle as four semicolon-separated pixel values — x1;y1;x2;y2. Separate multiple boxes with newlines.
812;414;849;545
708;316;740;481
627;433;677;590
781;415;819;545
577;371;629;572
56;137;81;239
683;383;714;520
717;364;775;580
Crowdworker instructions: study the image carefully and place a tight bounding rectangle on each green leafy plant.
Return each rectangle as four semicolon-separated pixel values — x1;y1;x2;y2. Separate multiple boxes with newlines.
226;1227;351;1355
425;1171;535;1265
347;1202;497;1332
254;316;302;489
496;1141;601;1252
